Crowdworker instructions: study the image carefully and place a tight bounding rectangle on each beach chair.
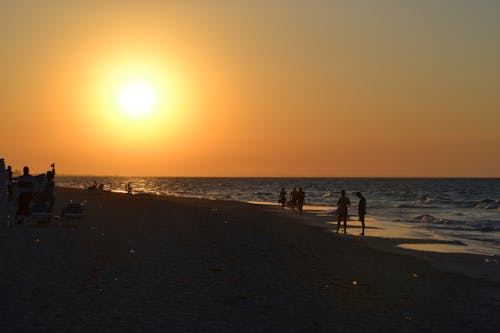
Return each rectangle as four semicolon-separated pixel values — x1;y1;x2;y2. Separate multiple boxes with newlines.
61;201;87;227
29;201;52;224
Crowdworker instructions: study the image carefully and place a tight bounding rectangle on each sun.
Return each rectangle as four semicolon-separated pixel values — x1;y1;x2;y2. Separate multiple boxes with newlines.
118;81;157;116
85;57;196;145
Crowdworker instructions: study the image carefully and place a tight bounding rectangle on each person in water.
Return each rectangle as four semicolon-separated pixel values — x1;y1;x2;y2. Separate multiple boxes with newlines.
356;192;366;236
278;188;287;209
336;190;351;234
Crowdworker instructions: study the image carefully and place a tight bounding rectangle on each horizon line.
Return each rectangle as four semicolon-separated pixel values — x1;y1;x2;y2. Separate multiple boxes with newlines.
54;174;500;179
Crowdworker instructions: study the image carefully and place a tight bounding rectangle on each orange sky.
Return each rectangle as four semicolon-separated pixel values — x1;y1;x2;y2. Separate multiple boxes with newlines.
1;1;499;177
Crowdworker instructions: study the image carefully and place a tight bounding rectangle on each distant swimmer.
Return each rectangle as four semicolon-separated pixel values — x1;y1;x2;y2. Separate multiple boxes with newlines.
278;188;287;209
356;192;366;236
336;190;351;234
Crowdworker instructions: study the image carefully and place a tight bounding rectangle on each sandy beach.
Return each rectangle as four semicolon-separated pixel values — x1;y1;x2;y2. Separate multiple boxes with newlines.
1;187;499;332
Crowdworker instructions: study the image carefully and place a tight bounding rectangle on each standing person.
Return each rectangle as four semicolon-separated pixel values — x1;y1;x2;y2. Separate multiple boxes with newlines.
126;182;133;195
278;188;287;209
297;187;305;213
50;163;56;176
42;163;56;214
336;190;351;234
16;166;35;224
356;192;366;236
6;165;13;202
289;187;297;210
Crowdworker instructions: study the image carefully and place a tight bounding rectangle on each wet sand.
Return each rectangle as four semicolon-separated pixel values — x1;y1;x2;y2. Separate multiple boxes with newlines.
1;188;499;332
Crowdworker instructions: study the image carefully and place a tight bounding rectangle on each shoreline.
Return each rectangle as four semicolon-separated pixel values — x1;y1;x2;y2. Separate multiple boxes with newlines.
244;199;500;257
1;187;499;331
55;180;500;257
6;184;498;256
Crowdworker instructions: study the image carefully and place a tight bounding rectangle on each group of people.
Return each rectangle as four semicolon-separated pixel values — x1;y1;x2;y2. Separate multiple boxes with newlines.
336;190;366;236
87;181;104;191
5;163;56;224
279;187;367;235
279;187;306;213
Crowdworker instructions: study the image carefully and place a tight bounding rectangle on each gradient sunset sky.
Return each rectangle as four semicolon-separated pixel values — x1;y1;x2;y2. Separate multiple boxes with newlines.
1;1;499;177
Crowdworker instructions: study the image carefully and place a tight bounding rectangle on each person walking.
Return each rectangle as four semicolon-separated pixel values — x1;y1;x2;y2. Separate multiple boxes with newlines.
336;190;351;234
356;192;366;236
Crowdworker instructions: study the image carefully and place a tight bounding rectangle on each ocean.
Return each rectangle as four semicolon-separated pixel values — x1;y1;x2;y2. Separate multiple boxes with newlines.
57;177;500;255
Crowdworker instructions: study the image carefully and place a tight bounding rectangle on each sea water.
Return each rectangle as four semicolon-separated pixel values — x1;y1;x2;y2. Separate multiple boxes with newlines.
57;177;500;255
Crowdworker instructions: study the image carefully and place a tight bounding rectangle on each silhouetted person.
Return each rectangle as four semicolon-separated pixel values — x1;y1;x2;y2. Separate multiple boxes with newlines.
297;187;305;213
126;182;133;195
289;187;297;210
42;163;56;214
6;165;13;202
356;192;366;236
278;188;287;209
16;166;34;224
88;181;97;190
336;190;351;234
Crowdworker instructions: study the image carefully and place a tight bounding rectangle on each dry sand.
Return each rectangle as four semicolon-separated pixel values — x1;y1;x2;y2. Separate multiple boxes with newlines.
1;188;499;332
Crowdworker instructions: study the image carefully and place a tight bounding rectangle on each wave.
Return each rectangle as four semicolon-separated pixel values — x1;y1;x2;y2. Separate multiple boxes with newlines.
396;204;418;209
396;204;441;209
253;191;274;197
413;214;500;232
474;199;500;210
397;197;500;211
413;214;452;224
417;194;432;203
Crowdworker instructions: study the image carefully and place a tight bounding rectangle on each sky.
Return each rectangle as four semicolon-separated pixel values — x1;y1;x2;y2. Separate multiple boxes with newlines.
1;0;499;177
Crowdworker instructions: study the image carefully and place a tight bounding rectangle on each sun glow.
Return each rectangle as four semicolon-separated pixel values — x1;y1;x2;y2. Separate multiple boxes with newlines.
81;51;202;150
118;81;157;116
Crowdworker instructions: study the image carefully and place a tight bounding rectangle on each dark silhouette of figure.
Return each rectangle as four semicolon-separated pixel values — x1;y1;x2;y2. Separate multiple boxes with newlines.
6;165;13;202
126;182;133;195
336;190;351;234
88;181;98;191
41;163;56;214
356;192;366;236
278;188;287;209
297;188;305;213
16;166;35;224
289;187;297;210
